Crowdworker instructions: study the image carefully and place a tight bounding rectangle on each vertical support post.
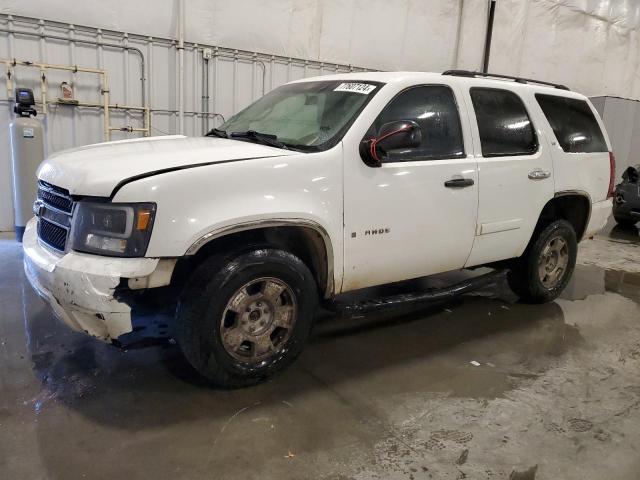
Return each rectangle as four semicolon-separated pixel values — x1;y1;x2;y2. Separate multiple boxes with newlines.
39;67;47;116
37;19;51;155
69;24;78;145
147;37;154;135
193;44;198;135
177;0;185;134
251;52;257;101
145;106;150;137
97;28;106;142
452;0;465;69
212;47;219;118
102;72;110;141
232;50;238;113
7;15;14;99
123;32;130;136
269;55;274;92
482;0;496;73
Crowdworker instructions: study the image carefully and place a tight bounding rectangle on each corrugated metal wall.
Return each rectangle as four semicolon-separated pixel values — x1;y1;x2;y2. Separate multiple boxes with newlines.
0;13;372;230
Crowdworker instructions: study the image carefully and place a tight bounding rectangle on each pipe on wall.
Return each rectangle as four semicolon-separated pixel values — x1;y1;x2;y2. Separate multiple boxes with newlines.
177;0;185;134
0;26;147;107
481;0;496;73
452;0;465;69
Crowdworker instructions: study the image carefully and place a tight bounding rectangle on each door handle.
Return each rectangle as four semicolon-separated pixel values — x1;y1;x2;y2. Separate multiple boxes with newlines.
528;169;551;180
444;178;475;188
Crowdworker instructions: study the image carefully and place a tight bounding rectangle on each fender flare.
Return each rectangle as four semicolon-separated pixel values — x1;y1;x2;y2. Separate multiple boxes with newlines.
185;218;336;297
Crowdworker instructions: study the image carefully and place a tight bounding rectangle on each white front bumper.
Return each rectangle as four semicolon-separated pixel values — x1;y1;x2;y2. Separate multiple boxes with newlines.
22;218;162;342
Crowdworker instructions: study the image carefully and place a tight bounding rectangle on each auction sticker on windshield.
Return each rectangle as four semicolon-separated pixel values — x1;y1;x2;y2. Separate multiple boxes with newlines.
334;83;377;94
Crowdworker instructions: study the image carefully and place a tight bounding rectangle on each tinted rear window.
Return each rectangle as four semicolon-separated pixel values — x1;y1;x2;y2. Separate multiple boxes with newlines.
535;94;607;153
470;88;537;157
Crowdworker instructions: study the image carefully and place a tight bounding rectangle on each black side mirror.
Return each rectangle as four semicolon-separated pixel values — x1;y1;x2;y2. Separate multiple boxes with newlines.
360;120;422;167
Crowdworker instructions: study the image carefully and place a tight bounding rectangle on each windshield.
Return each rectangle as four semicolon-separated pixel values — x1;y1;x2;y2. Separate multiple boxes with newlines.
218;80;382;151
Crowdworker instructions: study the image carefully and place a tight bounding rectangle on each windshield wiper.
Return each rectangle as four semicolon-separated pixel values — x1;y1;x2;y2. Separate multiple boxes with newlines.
205;127;228;138
230;130;287;149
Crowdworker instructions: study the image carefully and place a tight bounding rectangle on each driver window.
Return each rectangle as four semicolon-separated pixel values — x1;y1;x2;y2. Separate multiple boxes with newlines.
370;85;465;162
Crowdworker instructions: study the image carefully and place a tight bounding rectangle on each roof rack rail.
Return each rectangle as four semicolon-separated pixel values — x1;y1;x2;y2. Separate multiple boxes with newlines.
442;70;570;91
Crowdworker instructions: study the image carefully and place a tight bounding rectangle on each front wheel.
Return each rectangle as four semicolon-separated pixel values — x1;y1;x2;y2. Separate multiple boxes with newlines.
176;248;318;387
508;219;577;304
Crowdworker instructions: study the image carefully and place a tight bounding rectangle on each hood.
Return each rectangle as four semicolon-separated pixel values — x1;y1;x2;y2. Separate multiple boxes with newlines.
37;135;297;197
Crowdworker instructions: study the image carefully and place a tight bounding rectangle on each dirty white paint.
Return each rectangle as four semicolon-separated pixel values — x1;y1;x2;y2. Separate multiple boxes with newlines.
22;219;170;340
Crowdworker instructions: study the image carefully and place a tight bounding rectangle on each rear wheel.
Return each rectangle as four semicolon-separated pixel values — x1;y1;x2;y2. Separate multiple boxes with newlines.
508;219;577;304
614;215;638;228
176;248;318;387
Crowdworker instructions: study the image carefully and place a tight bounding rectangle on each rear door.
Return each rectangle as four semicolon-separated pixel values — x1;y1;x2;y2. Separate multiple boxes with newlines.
534;93;611;203
463;86;555;267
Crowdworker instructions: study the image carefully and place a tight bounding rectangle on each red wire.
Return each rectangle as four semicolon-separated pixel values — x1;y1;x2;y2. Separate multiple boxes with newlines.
369;125;412;162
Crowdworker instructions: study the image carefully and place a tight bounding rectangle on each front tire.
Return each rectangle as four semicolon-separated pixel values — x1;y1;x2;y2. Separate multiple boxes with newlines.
508;220;577;304
176;248;318;387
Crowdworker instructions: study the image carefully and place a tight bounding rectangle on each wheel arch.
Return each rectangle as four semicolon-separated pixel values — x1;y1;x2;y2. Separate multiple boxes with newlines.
535;191;592;242
177;219;335;299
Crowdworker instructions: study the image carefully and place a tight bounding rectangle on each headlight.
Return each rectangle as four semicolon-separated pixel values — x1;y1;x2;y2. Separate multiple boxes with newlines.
71;202;156;257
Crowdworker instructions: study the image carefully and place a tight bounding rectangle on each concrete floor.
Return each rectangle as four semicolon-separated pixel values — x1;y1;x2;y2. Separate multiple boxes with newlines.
1;219;640;480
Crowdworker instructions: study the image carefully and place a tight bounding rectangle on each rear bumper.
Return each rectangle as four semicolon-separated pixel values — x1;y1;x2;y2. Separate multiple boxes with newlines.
612;198;640;221
22;218;169;342
584;199;613;239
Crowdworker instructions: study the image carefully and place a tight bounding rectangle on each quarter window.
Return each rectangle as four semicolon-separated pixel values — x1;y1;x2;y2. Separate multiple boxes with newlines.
535;94;607;153
370;85;465;162
470;88;537;157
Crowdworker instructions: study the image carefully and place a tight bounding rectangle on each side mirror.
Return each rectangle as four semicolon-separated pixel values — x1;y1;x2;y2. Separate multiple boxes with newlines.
360;120;422;167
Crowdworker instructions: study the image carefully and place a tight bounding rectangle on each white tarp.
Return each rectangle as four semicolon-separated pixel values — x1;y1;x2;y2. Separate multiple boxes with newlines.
489;0;640;99
2;0;640;230
2;0;638;97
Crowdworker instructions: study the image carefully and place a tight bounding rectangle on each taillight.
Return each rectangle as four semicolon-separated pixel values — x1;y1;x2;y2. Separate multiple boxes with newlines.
608;151;616;199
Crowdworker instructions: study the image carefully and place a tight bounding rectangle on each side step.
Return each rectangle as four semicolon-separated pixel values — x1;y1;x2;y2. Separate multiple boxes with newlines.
325;270;507;317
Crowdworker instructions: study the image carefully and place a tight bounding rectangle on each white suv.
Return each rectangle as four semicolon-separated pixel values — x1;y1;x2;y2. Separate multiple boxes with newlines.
24;71;614;387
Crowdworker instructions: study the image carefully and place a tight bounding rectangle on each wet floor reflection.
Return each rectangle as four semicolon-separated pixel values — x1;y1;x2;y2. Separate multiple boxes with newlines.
3;231;640;480
21;273;590;428
601;216;640;245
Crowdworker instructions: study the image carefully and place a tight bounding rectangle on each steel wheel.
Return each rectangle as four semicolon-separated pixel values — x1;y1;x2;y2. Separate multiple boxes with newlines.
220;277;297;364
537;236;569;289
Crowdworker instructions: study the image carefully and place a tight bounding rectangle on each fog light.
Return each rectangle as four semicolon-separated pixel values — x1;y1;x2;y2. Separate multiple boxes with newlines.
85;234;127;254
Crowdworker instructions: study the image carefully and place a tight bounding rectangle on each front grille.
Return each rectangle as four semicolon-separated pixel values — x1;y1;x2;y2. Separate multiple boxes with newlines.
35;181;73;252
37;181;72;213
38;218;68;252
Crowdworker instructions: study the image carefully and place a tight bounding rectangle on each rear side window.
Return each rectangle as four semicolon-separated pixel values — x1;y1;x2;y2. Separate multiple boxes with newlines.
470;88;537;157
535;94;607;153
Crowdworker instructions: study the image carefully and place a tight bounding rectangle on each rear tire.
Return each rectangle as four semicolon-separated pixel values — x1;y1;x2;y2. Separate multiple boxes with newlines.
614;215;638;228
176;248;318;388
508;219;577;304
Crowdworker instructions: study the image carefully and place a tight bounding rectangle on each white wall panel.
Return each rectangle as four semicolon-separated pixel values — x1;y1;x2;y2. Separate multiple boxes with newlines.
0;13;371;230
490;0;640;98
2;1;640;230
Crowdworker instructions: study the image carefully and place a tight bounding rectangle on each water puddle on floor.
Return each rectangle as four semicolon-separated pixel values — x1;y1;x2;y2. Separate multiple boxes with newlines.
563;263;640;303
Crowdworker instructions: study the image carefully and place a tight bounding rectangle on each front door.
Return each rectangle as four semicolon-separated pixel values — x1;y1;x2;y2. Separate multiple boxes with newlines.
342;84;479;292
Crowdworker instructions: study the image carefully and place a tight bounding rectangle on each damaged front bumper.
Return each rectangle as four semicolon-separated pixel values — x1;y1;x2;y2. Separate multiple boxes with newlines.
22;218;175;342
